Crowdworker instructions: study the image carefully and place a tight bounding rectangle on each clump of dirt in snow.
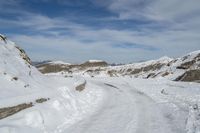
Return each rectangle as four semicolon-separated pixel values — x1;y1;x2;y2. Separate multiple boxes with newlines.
75;81;86;92
35;98;50;103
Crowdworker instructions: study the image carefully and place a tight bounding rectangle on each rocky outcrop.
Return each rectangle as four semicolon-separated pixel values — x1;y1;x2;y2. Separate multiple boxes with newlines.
0;103;33;119
75;81;86;92
0;98;49;120
0;34;7;43
175;69;200;82
15;46;31;65
176;60;196;69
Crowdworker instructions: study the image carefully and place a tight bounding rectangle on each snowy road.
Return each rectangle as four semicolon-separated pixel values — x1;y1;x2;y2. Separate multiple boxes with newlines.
63;79;174;133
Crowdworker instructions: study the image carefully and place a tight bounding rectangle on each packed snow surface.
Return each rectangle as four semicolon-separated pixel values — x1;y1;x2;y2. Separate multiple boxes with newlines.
1;37;200;133
1;76;200;133
49;61;71;65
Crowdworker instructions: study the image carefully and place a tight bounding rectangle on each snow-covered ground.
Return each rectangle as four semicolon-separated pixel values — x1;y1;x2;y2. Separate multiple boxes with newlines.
1;37;200;133
62;77;200;133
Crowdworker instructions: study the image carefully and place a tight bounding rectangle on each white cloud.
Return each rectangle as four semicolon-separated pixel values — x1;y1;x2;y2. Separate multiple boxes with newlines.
11;34;161;63
96;0;200;22
10;21;200;63
1;0;200;63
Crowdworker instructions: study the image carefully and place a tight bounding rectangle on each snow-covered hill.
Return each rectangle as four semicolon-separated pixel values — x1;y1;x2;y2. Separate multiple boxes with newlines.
36;50;200;82
0;35;104;132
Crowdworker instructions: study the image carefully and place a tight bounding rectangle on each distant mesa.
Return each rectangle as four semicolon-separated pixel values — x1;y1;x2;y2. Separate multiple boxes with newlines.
80;60;108;68
35;59;108;74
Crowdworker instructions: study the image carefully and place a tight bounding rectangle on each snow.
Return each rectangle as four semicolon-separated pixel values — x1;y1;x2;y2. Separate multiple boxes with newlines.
49;61;71;65
88;60;104;63
1;37;200;133
186;104;200;133
186;50;200;56
0;38;104;132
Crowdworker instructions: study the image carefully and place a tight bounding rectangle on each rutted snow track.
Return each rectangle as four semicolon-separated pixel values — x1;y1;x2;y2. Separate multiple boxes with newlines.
63;78;174;133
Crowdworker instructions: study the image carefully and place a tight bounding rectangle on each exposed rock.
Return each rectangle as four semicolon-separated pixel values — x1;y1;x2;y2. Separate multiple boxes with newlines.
107;70;117;77
175;69;200;82
161;72;170;77
128;63;165;76
0;34;7;43
15;46;31;65
146;73;156;78
126;68;132;72
0;98;50;120
35;98;49;103
142;63;164;72
11;77;18;81
75;81;86;92
0;103;33;120
130;68;142;75
177;60;196;69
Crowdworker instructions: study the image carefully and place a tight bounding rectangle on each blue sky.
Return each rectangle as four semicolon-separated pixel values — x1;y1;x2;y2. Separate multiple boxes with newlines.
0;0;200;63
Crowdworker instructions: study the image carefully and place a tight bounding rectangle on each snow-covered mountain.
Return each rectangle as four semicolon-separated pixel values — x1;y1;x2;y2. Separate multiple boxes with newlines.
36;50;200;82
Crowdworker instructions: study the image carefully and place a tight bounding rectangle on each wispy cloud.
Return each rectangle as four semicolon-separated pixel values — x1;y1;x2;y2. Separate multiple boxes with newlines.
0;0;200;63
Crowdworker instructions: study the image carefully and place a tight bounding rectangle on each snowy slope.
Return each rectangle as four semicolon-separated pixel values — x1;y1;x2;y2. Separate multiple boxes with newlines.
0;38;45;105
0;36;105;133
